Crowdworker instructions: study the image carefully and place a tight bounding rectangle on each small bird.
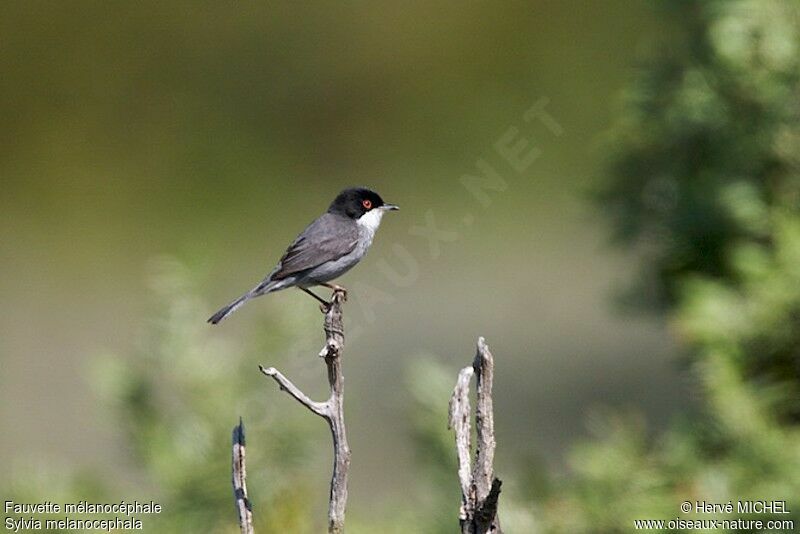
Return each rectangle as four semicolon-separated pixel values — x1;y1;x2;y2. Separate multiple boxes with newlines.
208;187;399;324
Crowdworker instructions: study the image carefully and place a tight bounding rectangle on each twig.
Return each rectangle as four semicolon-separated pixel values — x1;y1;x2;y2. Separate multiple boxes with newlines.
449;337;503;534
232;418;254;534
260;290;351;534
259;367;327;417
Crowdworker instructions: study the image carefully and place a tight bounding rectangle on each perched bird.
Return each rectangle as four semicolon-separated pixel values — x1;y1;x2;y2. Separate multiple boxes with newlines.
208;187;398;324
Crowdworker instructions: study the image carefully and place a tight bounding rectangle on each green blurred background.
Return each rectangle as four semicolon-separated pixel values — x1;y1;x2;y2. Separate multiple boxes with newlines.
2;1;799;532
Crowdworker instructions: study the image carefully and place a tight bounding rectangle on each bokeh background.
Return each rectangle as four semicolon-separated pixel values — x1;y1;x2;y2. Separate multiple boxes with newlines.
2;1;799;532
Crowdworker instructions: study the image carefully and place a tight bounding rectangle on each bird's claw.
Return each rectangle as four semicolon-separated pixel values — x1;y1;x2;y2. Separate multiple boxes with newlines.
331;285;348;302
314;284;347;312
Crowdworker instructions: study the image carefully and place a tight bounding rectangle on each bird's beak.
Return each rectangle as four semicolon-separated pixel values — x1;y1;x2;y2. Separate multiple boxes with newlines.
381;204;399;211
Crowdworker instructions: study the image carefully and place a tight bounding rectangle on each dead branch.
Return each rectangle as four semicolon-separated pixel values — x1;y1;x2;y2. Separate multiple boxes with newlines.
448;337;503;534
232;418;254;534
449;366;474;522
259;290;351;534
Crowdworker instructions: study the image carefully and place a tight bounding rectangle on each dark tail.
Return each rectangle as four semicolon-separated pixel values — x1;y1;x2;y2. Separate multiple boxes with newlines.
208;293;251;324
208;277;283;324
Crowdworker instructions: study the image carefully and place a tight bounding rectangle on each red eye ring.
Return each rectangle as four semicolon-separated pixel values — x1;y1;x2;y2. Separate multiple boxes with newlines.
362;199;372;209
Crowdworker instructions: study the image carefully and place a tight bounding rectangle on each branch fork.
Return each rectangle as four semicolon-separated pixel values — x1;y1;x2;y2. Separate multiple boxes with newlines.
448;337;503;534
259;289;351;534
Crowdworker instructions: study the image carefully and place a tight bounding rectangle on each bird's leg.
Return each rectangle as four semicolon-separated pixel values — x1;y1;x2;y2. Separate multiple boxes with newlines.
320;282;348;301
299;287;332;311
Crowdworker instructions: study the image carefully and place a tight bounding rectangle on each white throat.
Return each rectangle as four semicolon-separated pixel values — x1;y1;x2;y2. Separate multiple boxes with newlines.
357;208;385;235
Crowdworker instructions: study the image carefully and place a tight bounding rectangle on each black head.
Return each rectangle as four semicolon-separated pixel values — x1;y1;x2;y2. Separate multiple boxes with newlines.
328;187;399;219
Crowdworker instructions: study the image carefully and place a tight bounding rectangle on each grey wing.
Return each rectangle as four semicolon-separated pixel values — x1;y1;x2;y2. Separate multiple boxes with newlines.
270;213;359;280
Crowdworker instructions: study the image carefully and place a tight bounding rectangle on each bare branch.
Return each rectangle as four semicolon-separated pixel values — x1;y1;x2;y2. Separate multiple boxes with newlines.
259;365;328;417
261;290;351;534
319;291;350;534
320;291;345;359
449;366;475;521
472;337;497;504
232;418;254;534
451;337;503;534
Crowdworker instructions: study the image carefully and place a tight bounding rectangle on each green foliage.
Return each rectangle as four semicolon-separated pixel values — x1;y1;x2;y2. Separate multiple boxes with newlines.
550;0;800;531
599;0;800;308
6;2;800;531
92;257;322;532
2;257;322;532
2;260;538;532
405;358;462;533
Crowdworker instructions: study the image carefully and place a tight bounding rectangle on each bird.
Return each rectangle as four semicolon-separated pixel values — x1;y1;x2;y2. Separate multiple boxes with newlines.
208;187;399;324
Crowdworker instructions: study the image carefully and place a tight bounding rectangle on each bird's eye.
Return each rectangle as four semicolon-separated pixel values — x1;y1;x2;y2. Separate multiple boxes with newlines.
362;199;372;209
